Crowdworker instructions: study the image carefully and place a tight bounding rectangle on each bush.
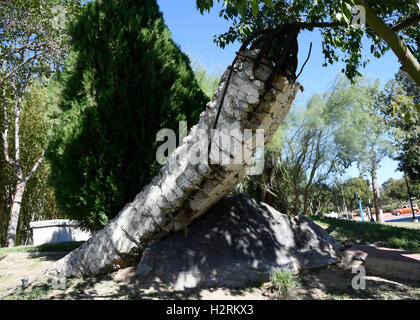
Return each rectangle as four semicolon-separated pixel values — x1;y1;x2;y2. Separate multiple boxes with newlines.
46;0;208;230
269;268;299;298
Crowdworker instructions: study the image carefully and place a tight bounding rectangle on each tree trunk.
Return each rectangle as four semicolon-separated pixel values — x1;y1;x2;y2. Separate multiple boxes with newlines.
303;190;308;216
47;50;301;278
293;184;300;215
371;163;385;224
6;181;26;247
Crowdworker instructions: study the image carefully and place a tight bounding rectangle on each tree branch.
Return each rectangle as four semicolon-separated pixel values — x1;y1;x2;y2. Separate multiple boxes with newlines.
1;84;16;168
0;48;47;84
0;42;48;62
354;0;420;85
10;71;30;172
24;149;45;184
295;14;420;33
391;14;420;32
297;21;343;29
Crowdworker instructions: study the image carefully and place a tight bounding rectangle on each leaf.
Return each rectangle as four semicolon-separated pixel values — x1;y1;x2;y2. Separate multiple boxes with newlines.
340;2;352;24
251;0;259;16
235;0;249;17
261;0;275;8
196;0;214;14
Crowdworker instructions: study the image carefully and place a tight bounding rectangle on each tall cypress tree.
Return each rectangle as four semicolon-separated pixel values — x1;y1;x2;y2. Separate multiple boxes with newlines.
47;0;208;230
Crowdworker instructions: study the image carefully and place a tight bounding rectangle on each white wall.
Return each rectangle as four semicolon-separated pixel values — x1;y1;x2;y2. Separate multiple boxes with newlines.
30;220;91;246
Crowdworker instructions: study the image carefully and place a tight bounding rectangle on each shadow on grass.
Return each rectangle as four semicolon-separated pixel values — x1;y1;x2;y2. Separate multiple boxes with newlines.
0;241;85;257
297;265;420;300
310;216;420;252
4;264;419;300
2;266;264;300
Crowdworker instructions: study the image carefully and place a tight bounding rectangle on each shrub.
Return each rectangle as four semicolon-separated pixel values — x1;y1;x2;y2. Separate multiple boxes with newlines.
269;268;300;298
46;0;208;230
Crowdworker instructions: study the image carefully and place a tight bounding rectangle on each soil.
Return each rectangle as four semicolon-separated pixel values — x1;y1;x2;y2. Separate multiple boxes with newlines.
1;253;419;300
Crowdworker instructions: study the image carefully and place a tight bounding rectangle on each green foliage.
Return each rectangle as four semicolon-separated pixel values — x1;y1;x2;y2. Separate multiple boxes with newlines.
196;0;419;81
381;178;420;206
383;71;420;182
0;83;62;246
192;62;221;99
0;0;83;80
334;80;394;175
0;0;83;246
46;0;208;231
312;215;420;252
0;241;83;256
245;76;374;215
339;177;373;211
270;268;299;297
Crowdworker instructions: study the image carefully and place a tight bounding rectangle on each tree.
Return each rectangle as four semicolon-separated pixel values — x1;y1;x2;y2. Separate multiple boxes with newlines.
308;182;333;216
340;177;373;211
196;0;420;84
0;82;62;246
245;76;370;215
382;178;407;204
0;0;82;247
382;178;420;206
238;146;300;215
192;62;221;99
383;71;420;182
46;0;209;231
344;83;395;223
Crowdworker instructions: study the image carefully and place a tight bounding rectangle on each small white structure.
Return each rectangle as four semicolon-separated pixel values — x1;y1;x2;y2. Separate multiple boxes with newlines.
324;212;338;219
30;219;91;245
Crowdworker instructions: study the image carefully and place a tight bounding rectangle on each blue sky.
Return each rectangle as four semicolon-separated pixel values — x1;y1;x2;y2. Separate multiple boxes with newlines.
156;0;404;185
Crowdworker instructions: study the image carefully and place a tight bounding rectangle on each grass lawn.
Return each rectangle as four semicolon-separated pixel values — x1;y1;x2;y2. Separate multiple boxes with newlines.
1;221;419;300
310;216;420;252
387;222;420;230
0;241;84;257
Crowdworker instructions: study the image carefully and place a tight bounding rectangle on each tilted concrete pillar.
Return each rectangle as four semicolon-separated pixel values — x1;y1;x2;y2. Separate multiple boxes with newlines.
47;50;301;278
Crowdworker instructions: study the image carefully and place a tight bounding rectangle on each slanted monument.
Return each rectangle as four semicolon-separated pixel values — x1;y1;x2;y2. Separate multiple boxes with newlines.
47;48;301;278
47;1;341;284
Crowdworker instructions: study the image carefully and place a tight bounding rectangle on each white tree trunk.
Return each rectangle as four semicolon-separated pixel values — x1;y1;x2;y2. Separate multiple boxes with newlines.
371;171;385;224
47;50;301;278
6;181;26;247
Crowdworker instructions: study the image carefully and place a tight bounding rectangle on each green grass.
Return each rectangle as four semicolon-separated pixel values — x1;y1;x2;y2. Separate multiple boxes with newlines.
0;241;84;256
310;216;420;252
387;222;420;230
270;269;300;297
3;282;52;300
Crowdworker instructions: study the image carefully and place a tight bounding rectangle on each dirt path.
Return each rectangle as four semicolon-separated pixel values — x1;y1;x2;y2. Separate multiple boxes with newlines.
1;253;419;300
0;253;66;298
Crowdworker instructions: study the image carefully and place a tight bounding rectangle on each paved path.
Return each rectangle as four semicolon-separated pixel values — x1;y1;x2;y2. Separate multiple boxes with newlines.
344;244;420;281
349;245;420;263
